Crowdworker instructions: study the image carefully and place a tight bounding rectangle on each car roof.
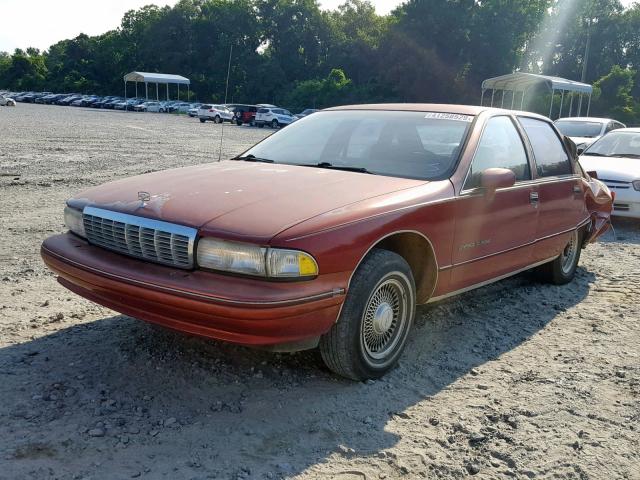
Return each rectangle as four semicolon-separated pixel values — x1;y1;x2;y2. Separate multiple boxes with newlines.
554;117;616;123
324;103;550;120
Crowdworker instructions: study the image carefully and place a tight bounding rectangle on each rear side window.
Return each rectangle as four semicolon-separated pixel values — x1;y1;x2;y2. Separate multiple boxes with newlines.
465;116;530;189
258;108;268;113
201;104;212;109
519;117;573;177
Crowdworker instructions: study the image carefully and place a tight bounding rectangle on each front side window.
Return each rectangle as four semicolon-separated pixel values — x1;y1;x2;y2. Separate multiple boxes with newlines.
465;116;530;189
519;117;573;177
240;110;473;180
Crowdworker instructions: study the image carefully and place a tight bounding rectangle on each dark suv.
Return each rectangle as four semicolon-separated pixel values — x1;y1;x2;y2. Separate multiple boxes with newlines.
228;104;258;126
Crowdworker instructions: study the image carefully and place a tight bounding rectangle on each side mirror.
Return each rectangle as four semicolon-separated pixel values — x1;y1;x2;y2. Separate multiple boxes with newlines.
586;170;598;179
577;145;586;155
480;168;516;193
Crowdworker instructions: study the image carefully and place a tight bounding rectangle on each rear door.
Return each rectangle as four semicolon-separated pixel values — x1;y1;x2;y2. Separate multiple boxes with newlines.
517;117;588;263
451;115;538;291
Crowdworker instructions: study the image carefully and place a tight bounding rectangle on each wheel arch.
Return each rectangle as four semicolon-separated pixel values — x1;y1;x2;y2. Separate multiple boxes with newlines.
351;230;439;304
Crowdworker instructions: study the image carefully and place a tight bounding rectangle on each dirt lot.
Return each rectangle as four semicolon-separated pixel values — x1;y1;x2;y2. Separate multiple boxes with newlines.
0;103;639;480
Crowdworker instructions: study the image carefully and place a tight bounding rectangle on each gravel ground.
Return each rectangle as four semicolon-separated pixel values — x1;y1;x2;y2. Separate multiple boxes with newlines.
0;103;639;480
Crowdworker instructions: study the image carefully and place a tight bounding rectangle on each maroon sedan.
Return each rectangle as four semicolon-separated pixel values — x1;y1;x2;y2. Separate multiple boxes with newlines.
41;104;613;380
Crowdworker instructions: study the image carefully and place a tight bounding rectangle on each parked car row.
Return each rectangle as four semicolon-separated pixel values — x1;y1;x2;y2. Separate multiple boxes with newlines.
1;90;315;129
202;103;305;129
0;90;205;113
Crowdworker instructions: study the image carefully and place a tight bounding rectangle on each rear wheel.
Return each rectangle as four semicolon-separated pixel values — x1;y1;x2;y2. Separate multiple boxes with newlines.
319;249;416;381
214;115;222;124
236;120;242;126
536;229;582;285
199;118;206;123
257;122;264;128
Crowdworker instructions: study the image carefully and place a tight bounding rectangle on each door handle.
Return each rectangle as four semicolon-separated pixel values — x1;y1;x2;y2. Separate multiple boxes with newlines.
573;185;583;194
530;191;539;207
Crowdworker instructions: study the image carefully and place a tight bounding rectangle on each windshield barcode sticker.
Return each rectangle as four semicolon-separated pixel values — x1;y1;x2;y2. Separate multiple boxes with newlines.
424;112;473;122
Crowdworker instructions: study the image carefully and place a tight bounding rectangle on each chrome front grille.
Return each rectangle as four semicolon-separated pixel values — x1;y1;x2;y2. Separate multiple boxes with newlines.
83;206;197;269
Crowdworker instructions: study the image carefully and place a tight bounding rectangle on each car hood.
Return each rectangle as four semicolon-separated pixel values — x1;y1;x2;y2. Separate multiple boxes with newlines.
70;161;426;243
579;155;640;182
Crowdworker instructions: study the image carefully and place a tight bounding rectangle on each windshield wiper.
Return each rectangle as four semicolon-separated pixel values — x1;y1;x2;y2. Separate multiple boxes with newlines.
311;162;374;174
613;153;640;158
232;154;274;163
582;152;610;157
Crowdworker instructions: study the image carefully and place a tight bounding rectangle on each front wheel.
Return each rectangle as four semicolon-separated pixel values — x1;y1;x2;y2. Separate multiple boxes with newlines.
199;118;206;123
320;249;416;381
535;229;582;285
271;119;279;129
214;115;222;124
236;120;242;126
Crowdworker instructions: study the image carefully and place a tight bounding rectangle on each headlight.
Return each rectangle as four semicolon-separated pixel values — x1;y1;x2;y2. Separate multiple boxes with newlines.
197;238;318;278
633;180;640;191
64;206;85;238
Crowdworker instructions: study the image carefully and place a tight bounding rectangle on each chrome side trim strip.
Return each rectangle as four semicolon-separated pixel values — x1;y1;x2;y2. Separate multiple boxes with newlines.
43;245;344;307
426;256;557;304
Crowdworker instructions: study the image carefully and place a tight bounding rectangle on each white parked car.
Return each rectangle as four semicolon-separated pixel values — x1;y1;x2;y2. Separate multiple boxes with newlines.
135;101;166;113
187;104;202;117
198;104;234;123
579;128;640;218
255;107;295;128
555;117;626;152
0;94;16;106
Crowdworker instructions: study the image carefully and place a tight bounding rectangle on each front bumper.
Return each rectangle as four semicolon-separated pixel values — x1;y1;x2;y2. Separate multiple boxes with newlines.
41;234;346;348
609;189;640;218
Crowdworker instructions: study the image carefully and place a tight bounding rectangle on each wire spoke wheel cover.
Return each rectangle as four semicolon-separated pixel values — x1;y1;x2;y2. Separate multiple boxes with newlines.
360;275;409;364
560;230;579;274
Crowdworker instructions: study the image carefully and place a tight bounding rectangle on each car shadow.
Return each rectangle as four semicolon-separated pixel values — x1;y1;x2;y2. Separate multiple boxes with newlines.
1;268;595;479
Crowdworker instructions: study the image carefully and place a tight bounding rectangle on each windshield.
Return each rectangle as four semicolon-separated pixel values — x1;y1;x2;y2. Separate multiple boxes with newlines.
555;120;604;138
241;110;473;180
583;131;640;158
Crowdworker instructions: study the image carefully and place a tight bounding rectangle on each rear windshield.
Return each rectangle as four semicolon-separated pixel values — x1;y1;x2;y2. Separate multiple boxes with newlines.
555;120;604;138
242;110;473;180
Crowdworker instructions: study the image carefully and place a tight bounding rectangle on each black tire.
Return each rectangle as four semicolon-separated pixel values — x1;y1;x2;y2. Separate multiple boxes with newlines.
214;115;222;124
271;119;279;129
535;229;582;285
257;123;264;128
319;249;416;381
236;120;242;126
199;118;206;123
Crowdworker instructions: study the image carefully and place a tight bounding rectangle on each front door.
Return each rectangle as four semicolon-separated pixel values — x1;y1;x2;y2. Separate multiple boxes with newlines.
451;115;538;292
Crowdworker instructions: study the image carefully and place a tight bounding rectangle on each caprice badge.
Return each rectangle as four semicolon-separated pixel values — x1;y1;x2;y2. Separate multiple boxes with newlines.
138;191;151;206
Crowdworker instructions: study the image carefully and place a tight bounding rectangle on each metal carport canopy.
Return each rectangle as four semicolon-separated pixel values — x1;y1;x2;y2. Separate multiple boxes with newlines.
123;71;191;105
123;72;190;85
480;72;593;119
481;72;592;94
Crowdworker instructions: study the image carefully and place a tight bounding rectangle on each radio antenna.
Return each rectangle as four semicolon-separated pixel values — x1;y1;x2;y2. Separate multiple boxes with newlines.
218;43;233;162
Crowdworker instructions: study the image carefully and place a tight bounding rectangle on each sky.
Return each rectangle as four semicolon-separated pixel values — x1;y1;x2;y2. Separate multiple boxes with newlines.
0;0;636;53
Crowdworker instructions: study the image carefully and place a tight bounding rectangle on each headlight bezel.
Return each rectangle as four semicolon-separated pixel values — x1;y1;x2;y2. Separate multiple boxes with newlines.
196;237;319;280
64;206;86;238
632;180;640;191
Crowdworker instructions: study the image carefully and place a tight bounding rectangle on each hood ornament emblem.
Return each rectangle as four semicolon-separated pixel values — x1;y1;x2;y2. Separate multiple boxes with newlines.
138;191;151;206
